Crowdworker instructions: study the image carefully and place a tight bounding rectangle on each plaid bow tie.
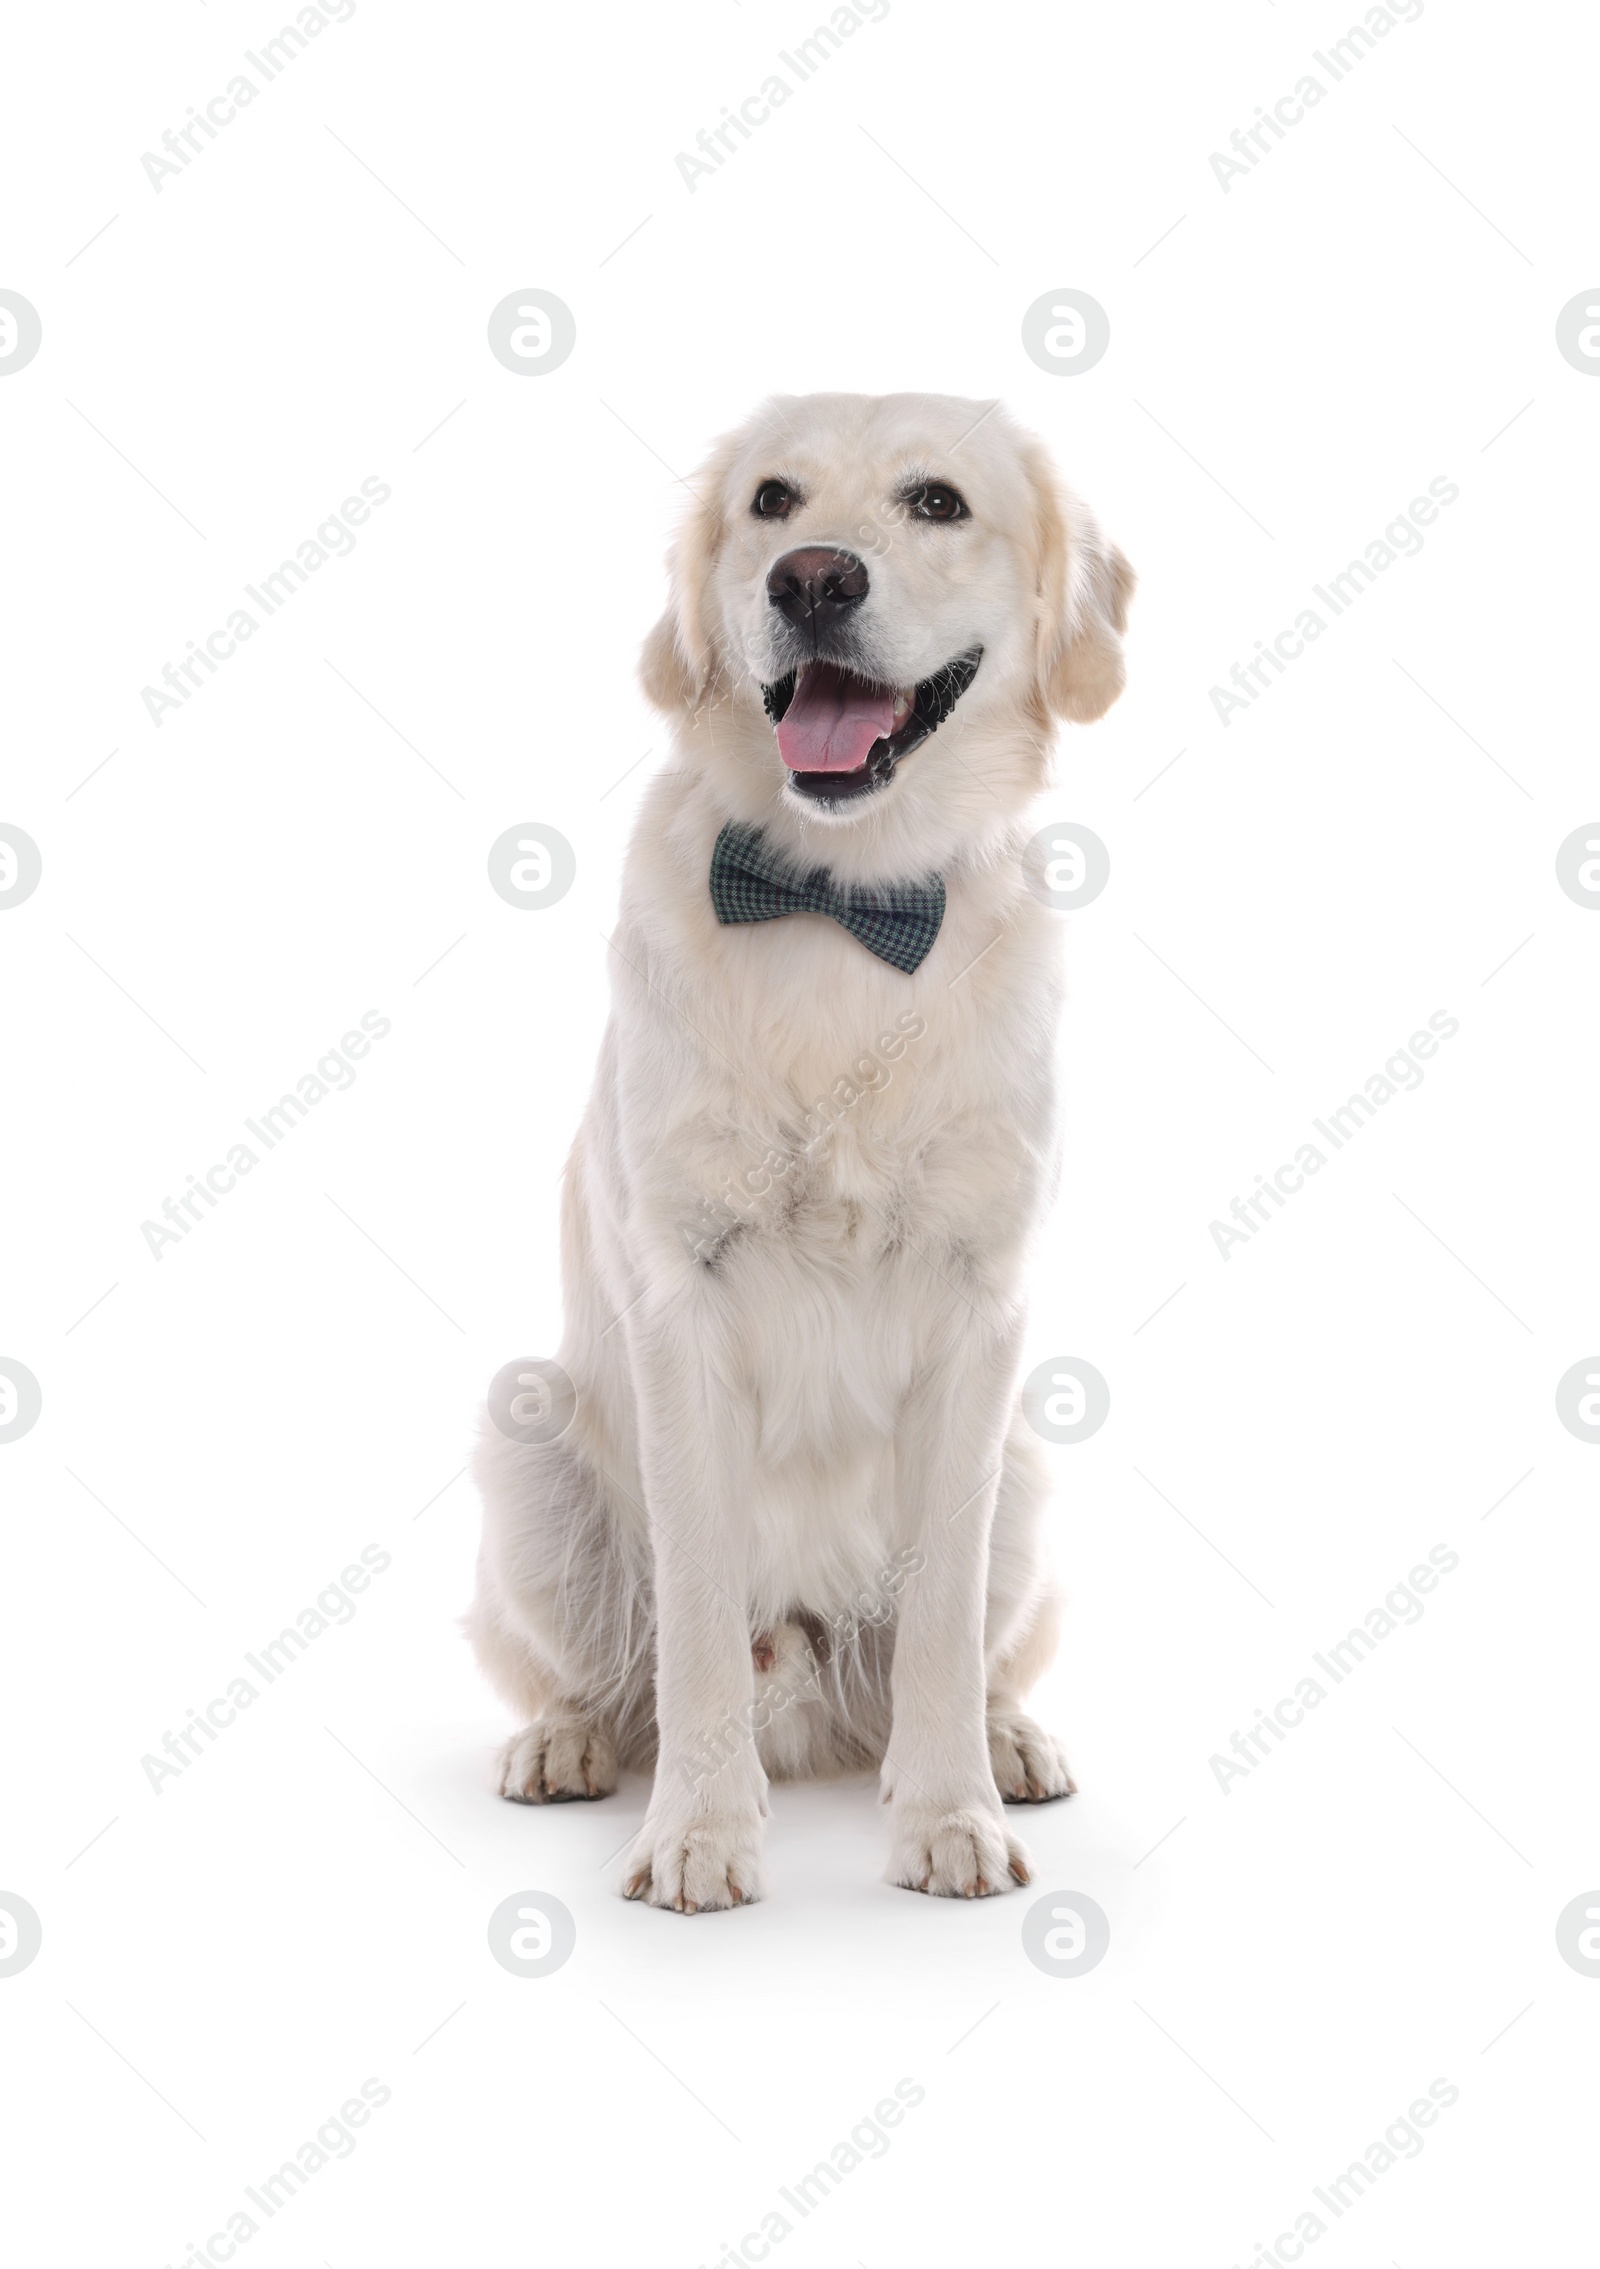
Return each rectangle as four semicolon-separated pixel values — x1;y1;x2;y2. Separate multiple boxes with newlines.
709;823;945;975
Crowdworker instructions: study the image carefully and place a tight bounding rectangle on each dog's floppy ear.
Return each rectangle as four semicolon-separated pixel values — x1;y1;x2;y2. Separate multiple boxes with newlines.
1024;437;1135;725
638;429;747;714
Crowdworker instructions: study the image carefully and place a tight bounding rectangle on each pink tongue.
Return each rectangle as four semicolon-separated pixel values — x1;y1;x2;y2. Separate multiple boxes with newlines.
775;662;897;773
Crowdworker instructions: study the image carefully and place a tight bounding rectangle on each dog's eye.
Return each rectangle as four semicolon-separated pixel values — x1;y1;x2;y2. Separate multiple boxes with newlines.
908;483;968;523
752;479;794;520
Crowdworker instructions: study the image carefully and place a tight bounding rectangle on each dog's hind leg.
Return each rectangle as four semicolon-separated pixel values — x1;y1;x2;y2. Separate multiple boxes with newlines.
497;1715;619;1805
468;1423;655;1805
984;1421;1075;1804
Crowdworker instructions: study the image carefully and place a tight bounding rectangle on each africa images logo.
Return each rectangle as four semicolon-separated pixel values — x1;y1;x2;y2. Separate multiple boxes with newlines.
1208;1012;1459;1259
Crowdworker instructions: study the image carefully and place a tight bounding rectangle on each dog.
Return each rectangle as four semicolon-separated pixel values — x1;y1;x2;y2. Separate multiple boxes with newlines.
469;391;1133;1908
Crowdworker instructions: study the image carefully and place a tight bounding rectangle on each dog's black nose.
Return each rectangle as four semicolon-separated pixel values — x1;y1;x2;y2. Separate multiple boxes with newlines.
766;547;869;633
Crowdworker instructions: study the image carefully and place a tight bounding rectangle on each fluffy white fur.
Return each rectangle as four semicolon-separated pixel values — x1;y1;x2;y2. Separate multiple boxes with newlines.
469;392;1133;1908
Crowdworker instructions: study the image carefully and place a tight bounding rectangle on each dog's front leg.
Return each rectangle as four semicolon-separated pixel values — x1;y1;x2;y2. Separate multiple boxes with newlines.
621;1305;766;1913
885;1308;1034;1898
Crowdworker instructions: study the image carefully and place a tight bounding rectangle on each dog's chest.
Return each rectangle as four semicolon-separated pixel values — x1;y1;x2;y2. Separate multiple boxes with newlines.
618;852;1061;1294
726;1004;1047;1271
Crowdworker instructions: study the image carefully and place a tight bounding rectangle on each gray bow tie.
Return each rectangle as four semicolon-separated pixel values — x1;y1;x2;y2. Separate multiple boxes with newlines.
710;824;945;974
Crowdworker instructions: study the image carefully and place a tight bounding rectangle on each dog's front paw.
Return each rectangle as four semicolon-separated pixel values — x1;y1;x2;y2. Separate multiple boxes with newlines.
621;1806;765;1913
499;1717;617;1804
887;1795;1032;1898
988;1708;1076;1804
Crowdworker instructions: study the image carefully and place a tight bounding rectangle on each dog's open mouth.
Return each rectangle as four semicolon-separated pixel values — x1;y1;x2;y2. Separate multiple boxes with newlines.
763;648;983;803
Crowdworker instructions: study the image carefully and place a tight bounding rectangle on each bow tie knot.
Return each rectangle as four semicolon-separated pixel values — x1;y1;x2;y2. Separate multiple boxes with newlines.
709;824;945;974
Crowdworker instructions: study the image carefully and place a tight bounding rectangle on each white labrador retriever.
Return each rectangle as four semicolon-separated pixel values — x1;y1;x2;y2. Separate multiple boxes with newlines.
470;392;1132;1908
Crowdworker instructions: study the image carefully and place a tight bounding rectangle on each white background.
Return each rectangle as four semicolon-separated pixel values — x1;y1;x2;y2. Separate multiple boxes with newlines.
2;1;1597;2263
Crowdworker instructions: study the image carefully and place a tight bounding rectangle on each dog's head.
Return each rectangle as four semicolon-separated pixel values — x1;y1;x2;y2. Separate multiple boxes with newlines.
641;392;1133;876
